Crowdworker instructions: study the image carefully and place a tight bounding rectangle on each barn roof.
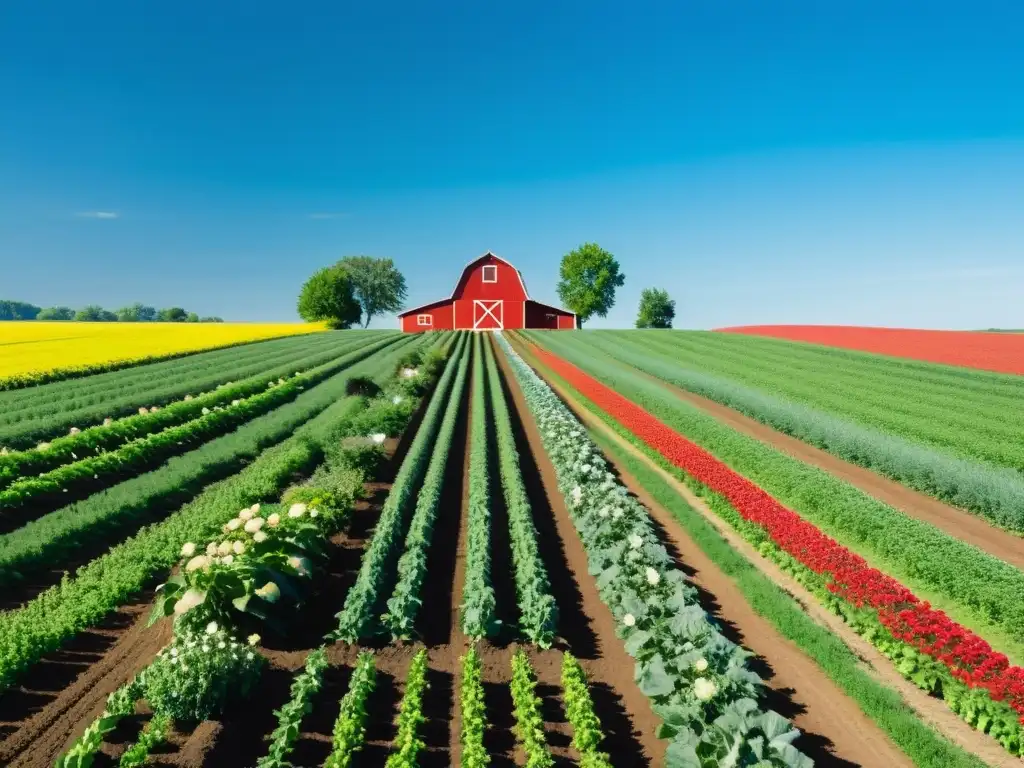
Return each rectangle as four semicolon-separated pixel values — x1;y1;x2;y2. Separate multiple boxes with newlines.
398;251;572;317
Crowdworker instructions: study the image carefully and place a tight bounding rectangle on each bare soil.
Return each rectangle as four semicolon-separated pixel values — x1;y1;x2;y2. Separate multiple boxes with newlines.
509;334;1021;768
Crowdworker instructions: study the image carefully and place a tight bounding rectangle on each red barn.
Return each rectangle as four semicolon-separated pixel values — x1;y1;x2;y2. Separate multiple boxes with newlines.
397;252;577;332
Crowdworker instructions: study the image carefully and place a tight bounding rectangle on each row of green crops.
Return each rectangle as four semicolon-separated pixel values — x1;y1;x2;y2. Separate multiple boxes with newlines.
0;338;422;589
381;336;472;639
257;648;329;768
459;646;489;767
331;332;471;642
498;333;812;768
0;331;391;448
0;333;395;485
460;335;500;640
510;650;555;768
561;653;613;768
543;331;1024;530
0;338;436;694
526;331;1024;658
386;649;430;768
325;651;377;768
484;337;558;647
0;334;407;519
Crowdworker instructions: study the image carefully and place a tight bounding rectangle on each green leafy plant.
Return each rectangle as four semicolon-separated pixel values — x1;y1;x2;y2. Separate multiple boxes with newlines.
561;653;612;768
459;646;490;767
483;337;557;646
635;287;675;329
55;673;145;768
258;647;330;768
118;712;171;767
509;650;554;768
385;649;429;768
324;650;378;768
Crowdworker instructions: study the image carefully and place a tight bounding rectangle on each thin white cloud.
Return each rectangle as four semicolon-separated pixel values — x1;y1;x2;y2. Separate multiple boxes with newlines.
76;211;119;219
307;212;349;220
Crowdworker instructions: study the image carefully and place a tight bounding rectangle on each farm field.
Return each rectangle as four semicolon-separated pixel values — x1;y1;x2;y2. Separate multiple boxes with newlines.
0;321;328;389
0;328;1019;768
717;324;1024;375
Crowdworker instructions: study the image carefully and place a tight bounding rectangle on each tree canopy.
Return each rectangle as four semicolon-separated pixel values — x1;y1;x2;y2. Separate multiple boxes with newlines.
116;303;158;322
636;287;676;329
556;243;625;325
297;265;362;329
0;300;41;320
336;256;408;328
157;307;189;322
37;306;76;321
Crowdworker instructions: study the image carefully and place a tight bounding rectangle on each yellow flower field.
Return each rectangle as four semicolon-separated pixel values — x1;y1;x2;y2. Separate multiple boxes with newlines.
0;322;326;388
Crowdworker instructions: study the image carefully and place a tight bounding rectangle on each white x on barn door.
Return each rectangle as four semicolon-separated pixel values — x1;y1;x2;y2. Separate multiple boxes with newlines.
472;299;503;330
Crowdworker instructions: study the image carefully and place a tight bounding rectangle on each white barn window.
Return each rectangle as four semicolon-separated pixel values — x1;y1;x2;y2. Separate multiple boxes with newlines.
417;314;433;327
482;265;498;283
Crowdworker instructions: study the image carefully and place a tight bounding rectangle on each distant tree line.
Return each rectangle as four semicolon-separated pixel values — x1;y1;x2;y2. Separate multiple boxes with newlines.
0;300;223;322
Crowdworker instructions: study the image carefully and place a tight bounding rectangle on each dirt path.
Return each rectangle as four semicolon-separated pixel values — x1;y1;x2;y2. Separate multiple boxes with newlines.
630;362;1024;569
508;335;1021;768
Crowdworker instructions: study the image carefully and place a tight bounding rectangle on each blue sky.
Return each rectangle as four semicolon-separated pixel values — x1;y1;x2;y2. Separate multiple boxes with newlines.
1;1;1022;329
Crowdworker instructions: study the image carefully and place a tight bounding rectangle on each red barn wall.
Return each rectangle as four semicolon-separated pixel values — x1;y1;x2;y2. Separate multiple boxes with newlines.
557;314;576;330
452;299;525;330
452;255;528;303
400;302;454;332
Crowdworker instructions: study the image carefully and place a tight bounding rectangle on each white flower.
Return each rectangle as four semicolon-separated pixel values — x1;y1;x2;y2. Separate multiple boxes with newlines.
693;677;718;701
392;395;403;405
205;621;219;635
623;613;636;627
173;589;205;615
310;509;319;518
288;503;306;519
232;540;246;555
202;407;211;415
246;652;255;661
645;567;661;586
181;542;197;558
612;509;624;520
231;399;241;406
250;503;261;515
571;486;583;506
138;407;149;415
218;641;226;649
184;394;193;401
247;633;261;646
170;647;179;657
694;658;709;673
69;427;80;435
185;555;210;572
221;554;234;565
598;506;609;518
103;417;114;426
206;542;218;556
217;541;232;556
253;530;268;543
369;433;386;444
287;556;311;576
244;517;264;534
226;518;242;531
201;644;210;653
238;508;254;521
256;581;281;602
71;452;78;459
267;513;281;527
628;533;643;550
36;442;51;451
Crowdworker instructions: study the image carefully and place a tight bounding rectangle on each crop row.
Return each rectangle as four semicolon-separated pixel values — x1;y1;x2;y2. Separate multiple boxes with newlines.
0;336;442;694
510;650;555;768
497;333;811;768
524;340;1024;755
0;331;391;448
258;647;330;768
555;331;1024;529
530;331;1024;652
561;653;613;768
483;337;558;647
325;651;377;767
0;333;397;484
331;332;471;641
386;649;430;768
382;336;472;639
0;335;408;521
460;334;500;639
0;339;421;588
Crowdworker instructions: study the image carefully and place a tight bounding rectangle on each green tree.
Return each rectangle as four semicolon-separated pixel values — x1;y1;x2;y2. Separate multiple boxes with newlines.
556;243;625;325
0;300;42;320
297;265;361;329
116;303;157;322
37;306;76;321
635;287;676;329
157;307;189;322
335;256;408;328
186;312;200;323
75;305;117;321
199;316;224;323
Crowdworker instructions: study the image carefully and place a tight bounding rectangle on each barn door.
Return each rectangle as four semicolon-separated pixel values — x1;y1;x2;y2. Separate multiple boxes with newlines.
472;299;503;330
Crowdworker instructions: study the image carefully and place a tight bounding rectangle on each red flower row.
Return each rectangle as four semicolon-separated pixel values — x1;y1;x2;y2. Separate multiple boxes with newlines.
531;346;1024;719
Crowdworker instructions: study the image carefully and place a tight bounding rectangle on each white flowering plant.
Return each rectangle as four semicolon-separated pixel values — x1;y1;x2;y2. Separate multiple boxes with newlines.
496;333;811;768
143;624;263;723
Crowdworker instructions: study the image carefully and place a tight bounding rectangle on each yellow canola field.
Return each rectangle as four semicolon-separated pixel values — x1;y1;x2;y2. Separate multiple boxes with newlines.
0;322;326;387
